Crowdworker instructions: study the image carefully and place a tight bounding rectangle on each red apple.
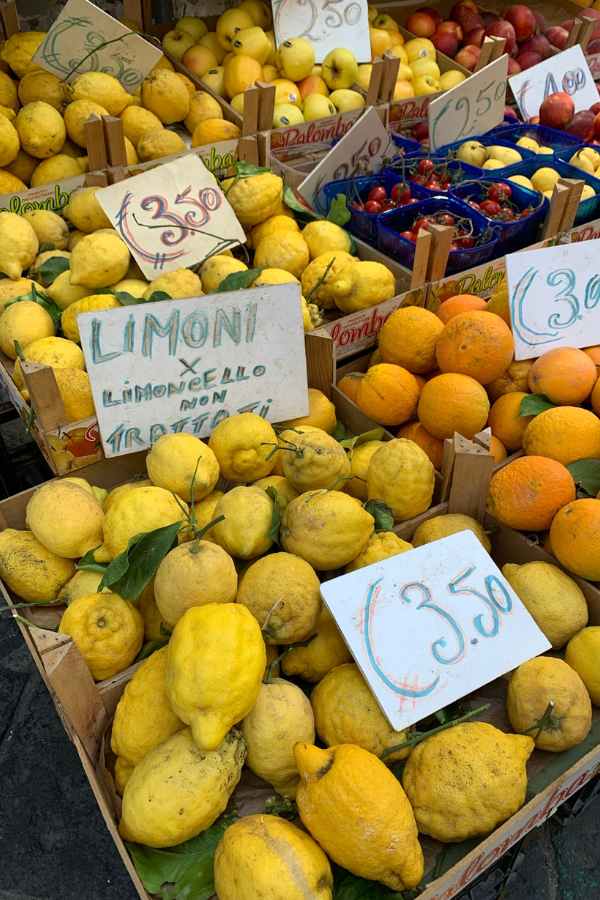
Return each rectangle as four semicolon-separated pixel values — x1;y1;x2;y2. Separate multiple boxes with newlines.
406;11;438;37
586;38;600;54
454;43;481;70
519;33;551;60
417;6;444;27
507;57;522;74
459;11;485;32
504;104;518;118
437;20;464;41
516;51;542;69
482;11;500;27
528;115;540;124
562;19;574;32
501;5;536;42
582;8;600;20
545;26;569;50
566;111;595;142
463;25;485;46
594;111;600;138
485;20;516;53
510;42;519;57
412;120;430;141
539;91;576;130
534;12;546;32
450;0;478;23
431;31;459;56
590;25;600;42
590;101;600;115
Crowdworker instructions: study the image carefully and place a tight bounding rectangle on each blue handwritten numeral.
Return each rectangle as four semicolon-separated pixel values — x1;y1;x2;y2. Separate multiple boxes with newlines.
448;567;511;638
401;581;465;664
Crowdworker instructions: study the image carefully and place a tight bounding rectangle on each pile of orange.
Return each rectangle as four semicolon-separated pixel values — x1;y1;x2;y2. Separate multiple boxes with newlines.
336;290;600;583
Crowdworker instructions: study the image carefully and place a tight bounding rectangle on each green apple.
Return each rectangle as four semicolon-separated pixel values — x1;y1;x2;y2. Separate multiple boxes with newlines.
410;57;440;79
322;48;358;90
276;37;315;81
329;89;365;112
273;103;305;128
439;70;466;91
302;93;337;121
411;74;440;96
176;16;208;42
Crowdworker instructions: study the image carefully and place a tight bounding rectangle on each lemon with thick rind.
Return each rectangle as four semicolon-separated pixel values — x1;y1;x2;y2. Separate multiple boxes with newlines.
0;278;36;315
15;101;66;159
208;411;277;481
69;234;130;289
0;169;27;192
0;113;19;167
282;428;350;493
221;171;283;228
61;294;122;343
141;70;190;124
253;474;298;514
95;486;189;563
64;187;113;233
0;300;54;359
13;336;85;400
138;128;187;161
26;479;104;559
412;513;491;552
143;267;202;300
146;432;219;501
254;230;309;280
62;570;106;605
367;439;434;523
281;490;374;570
22;210;69;250
46;272;92;311
188;490;224;544
65;100;109;148
30;154;83;187
282;606;352;682
211;485;274;559
53;369;96;423
0;212;39;279
345;531;413;573
71;72;131;117
200;254;247;292
0;529;76;603
102;479;153;514
1;32;46;79
302;220;352;259
279;388;337;435
300;250;355;309
248;214;299;249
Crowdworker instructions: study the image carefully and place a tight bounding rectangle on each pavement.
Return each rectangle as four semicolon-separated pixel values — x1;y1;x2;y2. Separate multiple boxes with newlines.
1;407;600;900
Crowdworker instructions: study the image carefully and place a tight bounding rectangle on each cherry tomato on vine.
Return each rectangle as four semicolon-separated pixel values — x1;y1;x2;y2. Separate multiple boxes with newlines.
449;243;459;251
414;217;432;233
456;236;475;249
391;182;410;203
406;198;419;204
365;200;383;214
469;201;481;210
438;213;455;227
488;183;511;203
368;186;387;203
381;198;396;210
480;200;502;216
418;158;435;175
411;174;427;185
426;180;442;191
400;230;417;242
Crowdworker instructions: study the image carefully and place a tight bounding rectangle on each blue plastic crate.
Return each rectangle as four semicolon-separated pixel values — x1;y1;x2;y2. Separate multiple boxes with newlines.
376;196;498;275
489;122;584;154
449;177;549;255
323;173;429;246
389;132;422;155
502;156;600;225
436;136;537;173
385;154;484;198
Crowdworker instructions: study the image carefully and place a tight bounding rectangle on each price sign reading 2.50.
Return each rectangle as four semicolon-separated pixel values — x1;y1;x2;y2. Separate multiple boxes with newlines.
272;0;369;63
428;55;508;152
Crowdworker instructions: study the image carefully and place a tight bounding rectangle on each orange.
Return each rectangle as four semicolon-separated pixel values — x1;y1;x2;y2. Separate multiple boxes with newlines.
436;311;514;385
417;373;490;440
522;406;600;467
424;367;442;381
591;377;600;417
550;499;600;580
489;435;507;465
355;363;419;427
435;294;487;325
528;347;598;405
337;372;361;404
370;347;383;366
396;420;444;470
540;530;554;556
487;456;576;531
486;358;533;402
583;345;600;368
485;282;510;327
487;392;533;452
414;374;426;394
379;307;444;374
223;55;263;98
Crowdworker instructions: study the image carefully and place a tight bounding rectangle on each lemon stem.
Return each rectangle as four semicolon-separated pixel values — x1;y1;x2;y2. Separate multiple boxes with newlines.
265;633;318;684
190;515;226;553
305;257;336;303
261;598;284;634
0;597;66;611
520;700;555;741
380;703;490;759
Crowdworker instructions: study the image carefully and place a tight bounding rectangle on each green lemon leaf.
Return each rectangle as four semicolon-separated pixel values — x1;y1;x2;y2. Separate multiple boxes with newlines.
518;393;555;417
332;420;347;442
38;242;56;253
210;267;263;294
133;638;169;663
6;283;62;329
567;458;600;498
126;813;238;898
340;428;385;451
263;797;298;819
159;623;172;637
363;498;394;532
146;290;173;303
283;185;320;223
327;193;352;228
33;255;70;285
234;161;271;178
113;291;142;306
265;486;282;548
75;546;107;574
95;287;116;295
99;520;183;600
332;863;406;899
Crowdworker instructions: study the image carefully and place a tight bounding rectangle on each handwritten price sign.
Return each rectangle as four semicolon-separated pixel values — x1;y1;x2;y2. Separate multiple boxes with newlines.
97;155;245;280
428;56;508;152
33;0;162;90
509;45;597;120
272;0;370;63
321;531;550;731
506;239;600;360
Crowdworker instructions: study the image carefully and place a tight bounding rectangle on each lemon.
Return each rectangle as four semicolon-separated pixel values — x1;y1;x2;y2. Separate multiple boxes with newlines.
191;118;242;147
119;727;245;847
59;592;143;680
61;294;122;343
110;278;148;298
345;531;413;573
0;70;17;112
332;260;396;314
311;662;410;763
252;267;299;287
507;656;592;752
1;32;46;79
47;271;93;310
214;815;332;900
22;210;69;250
119;105;163;149
282;606;352;682
165;603;265;750
254;230;309;279
282;490;374;570
26;479;104;558
187;489;223;543
403;722;534;842
70;233;130;289
253;474;298;514
143;267;202;300
302;220;352;259
271;425;321;475
18;70;68;111
141;70;190;124
200;254;247;292
0;169;27;192
13;336;85;401
502;561;588;649
62;570;106;605
5;148;37;186
367;439;434;522
147;432;219;501
62;477;106;505
102;479;153;513
138;577;169;640
248;213;299;250
222;171;283;228
95;486;189;563
137;127;186;161
237;551;322;643
154;541;238;628
342;440;384;502
184;90;223;133
0;113;19;166
72;72;131;116
15;101;65;159
300;250;356;309
64;100;109;147
282;428;350;492
0;529;76;603
0;278;36;315
241;678;315;797
211;485;274;558
0;212;39;279
67;230;87;251
111;646;184;794
208;411;277;481
412;513;491;552
279;388;337;435
30;249;70;286
566;627;600;705
30;154;83;187
64;187;112;233
0;300;54;359
53;368;96;422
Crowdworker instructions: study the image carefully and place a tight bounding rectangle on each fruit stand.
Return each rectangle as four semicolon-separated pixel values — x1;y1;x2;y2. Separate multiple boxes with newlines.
2;0;600;897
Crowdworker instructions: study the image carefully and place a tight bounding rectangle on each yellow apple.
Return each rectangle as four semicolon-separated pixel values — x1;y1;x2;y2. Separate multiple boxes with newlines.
329;89;365;111
508;175;534;189
264;29;277;66
537;147;553;154
368;4;378;22
232;26;271;64
486;145;522;166
387;31;405;47
162;29;195;61
570;149;596;174
322;48;359;90
393;79;415;100
372;13;399;31
216;8;255;50
302;93;337;121
439;70;466;90
276;37;315;81
396;63;413;81
199;33;226;64
262;64;279;82
183;44;218;77
311;65;322;75
580;184;596;201
271;78;302;107
231;92;245;113
411;74;440;96
273;103;305;127
390;44;409;64
457;141;487;167
239;0;272;30
404;38;436;62
356;64;372;90
482;159;505;170
200;66;226;98
370;27;394;59
516;136;540;152
176;16;208;42
410;57;440;78
297;73;329;98
579;146;600;170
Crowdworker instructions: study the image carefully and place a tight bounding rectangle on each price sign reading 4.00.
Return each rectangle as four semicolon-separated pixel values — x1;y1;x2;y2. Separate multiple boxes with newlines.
96;155;246;280
428;55;508;152
509;45;597;120
321;531;550;731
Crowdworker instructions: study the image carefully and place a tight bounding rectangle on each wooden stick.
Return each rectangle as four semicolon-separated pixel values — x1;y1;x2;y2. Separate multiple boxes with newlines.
21;363;69;431
565;19;583;49
85;172;109;187
543;182;570;239
305;332;335;399
426;224;453;283
474;37;495;72
256;81;276;133
578;16;596;51
102;115;127;168
380;54;400;103
366;57;384;107
411;229;431;289
241;84;259;137
447;436;495;523
557;178;584;232
85;115;107;173
0;0;19;38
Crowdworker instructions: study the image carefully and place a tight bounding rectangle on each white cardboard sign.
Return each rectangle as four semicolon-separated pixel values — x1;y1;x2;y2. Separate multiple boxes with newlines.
33;0;162;91
96;155;246;280
429;55;508;152
506;238;600;360
321;531;550;732
509;45;597;121
272;0;370;64
298;108;391;214
78;284;310;457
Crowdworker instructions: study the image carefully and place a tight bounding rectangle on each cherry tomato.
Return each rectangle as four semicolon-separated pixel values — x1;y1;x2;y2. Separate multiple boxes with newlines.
501;208;515;220
438;213;455;227
480;199;502;217
350;201;362;209
381;198;396;210
400;230;417;242
488;183;511;203
368;186;387;203
469;201;481;210
406;197;420;204
418;158;435;175
456;236;475;249
391;182;410;203
441;175;453;187
410;174;427;185
426;180;442;191
413;217;431;233
364;200;383;214
449;243;459;251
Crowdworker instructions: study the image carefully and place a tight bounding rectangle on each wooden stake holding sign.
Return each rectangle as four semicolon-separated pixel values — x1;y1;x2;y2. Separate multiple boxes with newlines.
473;36;506;74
